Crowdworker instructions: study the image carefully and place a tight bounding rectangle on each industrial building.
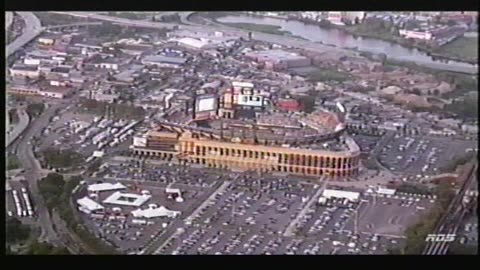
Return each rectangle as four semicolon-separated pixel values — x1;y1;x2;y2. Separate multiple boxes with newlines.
9;65;40;78
245;50;311;71
167;30;239;50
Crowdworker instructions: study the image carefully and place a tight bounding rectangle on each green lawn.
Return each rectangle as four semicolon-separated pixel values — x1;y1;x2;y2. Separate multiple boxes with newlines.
437;37;478;62
7;154;21;170
222;22;305;39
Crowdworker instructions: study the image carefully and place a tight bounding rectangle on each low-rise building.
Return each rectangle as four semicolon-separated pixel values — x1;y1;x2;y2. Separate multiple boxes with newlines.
245;50;311;71
9;65;40;78
39;86;73;99
276;99;302;112
141;55;186;68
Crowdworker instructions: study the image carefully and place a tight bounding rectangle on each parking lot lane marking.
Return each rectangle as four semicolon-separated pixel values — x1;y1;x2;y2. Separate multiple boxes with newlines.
283;177;327;237
184;180;232;224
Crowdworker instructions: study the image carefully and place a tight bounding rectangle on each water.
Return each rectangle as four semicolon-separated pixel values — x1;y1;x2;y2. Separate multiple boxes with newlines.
217;15;478;74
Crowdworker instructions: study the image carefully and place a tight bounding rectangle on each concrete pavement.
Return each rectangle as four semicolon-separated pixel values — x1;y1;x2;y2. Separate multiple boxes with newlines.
6;107;30;147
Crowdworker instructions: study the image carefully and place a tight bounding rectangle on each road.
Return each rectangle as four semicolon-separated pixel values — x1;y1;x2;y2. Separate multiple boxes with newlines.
10;92;84;247
6;12;43;57
14;103;64;244
7;107;30;147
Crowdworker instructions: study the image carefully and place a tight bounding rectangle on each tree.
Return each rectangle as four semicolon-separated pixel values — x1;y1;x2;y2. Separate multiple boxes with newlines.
6;217;31;244
354;17;360;25
39;173;66;210
26;103;45;117
296;95;316;113
42;148;83;169
25;240;70;255
411;88;421;95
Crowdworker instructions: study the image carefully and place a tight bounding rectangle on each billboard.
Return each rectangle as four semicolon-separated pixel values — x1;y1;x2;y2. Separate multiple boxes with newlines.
133;136;147;147
236;94;264;107
196;95;218;112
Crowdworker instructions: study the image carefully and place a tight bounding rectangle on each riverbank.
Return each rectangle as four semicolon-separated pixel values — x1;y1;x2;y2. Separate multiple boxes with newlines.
249;14;478;65
433;37;478;63
220;22;307;40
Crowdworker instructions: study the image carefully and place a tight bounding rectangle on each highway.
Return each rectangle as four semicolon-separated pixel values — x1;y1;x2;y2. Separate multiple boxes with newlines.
7;108;30;147
423;162;478;255
6;12;43;57
15;103;65;245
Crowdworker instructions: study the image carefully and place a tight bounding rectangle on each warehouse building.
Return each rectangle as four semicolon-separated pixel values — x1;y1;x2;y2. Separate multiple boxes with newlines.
245;50;311;71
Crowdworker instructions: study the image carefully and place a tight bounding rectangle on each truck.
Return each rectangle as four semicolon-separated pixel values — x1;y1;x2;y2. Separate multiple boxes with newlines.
318;197;327;205
132;219;147;225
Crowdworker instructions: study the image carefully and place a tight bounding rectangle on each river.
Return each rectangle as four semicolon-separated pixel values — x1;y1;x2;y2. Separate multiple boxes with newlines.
217;15;478;74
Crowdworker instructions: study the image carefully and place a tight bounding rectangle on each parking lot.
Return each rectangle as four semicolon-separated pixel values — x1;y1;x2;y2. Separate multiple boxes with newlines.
36;106;142;164
6;178;36;224
351;134;381;153
71;153;442;255
342;192;436;236
377;134;476;176
77;178;216;254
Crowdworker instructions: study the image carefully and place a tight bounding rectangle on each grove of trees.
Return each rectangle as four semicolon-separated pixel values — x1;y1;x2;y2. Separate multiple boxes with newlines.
42;148;83;169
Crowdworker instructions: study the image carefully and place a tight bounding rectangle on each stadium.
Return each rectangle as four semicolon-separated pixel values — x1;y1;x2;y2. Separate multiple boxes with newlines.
131;81;361;178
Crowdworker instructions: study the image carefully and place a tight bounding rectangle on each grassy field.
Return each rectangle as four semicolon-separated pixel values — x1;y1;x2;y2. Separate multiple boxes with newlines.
7;154;21;170
221;22;305;40
437;37;478;62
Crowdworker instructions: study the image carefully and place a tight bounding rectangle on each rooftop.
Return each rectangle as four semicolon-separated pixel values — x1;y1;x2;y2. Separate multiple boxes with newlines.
246;50;308;61
87;182;127;192
142;55;186;65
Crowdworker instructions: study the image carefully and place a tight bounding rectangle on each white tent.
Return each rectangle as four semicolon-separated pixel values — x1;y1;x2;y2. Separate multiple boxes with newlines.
377;187;396;195
131;206;180;219
88;182;126;192
166;188;181;194
77;196;104;214
103;191;151;207
322;189;360;202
